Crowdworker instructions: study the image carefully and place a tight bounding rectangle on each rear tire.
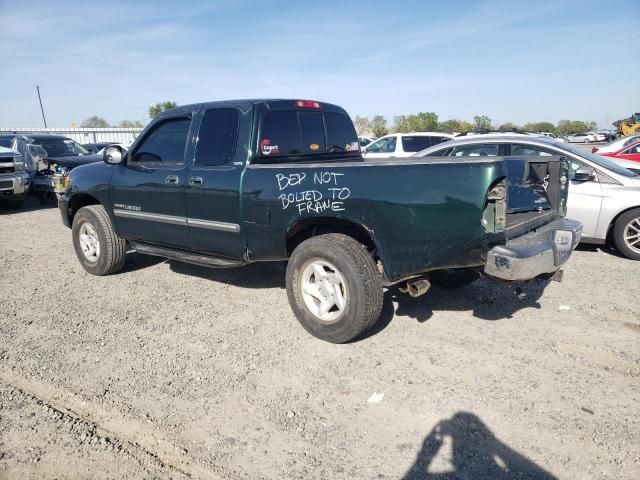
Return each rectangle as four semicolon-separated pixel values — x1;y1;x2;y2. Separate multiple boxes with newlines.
72;205;127;275
429;269;480;289
612;208;640;260
286;233;383;343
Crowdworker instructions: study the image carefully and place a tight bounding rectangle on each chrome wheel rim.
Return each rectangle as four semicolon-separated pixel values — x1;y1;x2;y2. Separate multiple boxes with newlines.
79;222;100;263
624;217;640;254
300;259;347;322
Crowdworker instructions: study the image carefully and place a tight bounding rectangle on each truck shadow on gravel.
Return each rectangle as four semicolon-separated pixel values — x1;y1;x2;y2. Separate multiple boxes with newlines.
363;278;548;339
402;412;556;479
168;260;287;289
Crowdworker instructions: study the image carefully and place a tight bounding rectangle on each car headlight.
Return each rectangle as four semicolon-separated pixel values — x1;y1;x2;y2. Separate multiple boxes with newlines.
13;155;24;172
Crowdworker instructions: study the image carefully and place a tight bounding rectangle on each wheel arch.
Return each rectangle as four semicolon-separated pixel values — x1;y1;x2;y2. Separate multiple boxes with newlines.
285;216;381;259
605;205;640;241
66;193;102;226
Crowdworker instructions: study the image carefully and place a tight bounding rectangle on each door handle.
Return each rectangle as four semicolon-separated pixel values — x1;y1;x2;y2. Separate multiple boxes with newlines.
165;175;179;184
189;176;204;186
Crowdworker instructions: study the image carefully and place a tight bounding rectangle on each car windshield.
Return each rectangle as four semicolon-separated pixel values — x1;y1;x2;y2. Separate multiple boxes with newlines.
0;138;13;148
548;140;637;177
31;137;90;157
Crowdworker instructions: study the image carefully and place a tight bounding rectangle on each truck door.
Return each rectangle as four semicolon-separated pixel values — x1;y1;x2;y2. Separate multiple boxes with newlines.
110;114;192;248
185;107;246;260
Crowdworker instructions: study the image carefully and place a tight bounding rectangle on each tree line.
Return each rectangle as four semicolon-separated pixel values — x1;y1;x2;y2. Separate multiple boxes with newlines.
78;101;178;128
354;113;599;137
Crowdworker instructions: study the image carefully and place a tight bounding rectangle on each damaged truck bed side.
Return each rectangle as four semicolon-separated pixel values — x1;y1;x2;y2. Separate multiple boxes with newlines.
59;99;582;343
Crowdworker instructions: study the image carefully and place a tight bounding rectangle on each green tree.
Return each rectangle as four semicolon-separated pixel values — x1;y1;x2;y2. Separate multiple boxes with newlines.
394;112;439;133
370;115;388;137
117;119;145;128
415;112;439;131
393;115;411;133
438;119;474;133
149;101;178;119
353;116;371;135
473;115;492;130
557;120;590;134
523;122;556;134
80;116;110;128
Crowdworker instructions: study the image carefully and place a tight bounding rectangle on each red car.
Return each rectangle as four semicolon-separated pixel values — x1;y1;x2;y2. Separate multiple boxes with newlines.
599;140;640;163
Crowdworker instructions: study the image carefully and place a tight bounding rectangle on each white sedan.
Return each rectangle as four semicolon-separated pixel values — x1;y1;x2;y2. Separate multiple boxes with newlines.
362;132;453;158
564;132;598;143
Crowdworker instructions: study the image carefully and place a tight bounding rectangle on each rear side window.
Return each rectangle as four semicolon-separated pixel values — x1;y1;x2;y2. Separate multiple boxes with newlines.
511;144;553;157
0;138;12;148
452;144;498;157
195;108;240;166
259;110;358;159
260;111;302;156
326;112;358;152
401;136;432;152
366;136;397;153
131;117;191;164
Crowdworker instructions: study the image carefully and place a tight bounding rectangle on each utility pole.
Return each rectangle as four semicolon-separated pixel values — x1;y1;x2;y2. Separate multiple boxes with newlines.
36;86;47;128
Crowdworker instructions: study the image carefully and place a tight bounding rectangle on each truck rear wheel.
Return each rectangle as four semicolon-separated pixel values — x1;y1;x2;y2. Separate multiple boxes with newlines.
72;205;127;275
613;208;640;260
286;233;383;343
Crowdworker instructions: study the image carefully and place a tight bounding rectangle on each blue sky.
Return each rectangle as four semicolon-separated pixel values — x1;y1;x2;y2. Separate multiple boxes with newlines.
0;0;638;128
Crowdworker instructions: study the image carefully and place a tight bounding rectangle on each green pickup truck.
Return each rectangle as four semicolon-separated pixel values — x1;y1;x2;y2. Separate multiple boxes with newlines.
59;99;582;343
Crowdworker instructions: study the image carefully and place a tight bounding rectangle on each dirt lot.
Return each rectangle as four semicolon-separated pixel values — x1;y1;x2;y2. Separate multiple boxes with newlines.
1;198;639;479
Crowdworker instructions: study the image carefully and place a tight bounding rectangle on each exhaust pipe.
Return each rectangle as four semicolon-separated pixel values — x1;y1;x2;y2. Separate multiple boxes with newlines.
400;278;431;298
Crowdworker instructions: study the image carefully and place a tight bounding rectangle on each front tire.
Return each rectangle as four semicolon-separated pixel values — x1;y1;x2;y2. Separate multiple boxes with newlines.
612;209;640;260
72;205;127;275
286;234;383;343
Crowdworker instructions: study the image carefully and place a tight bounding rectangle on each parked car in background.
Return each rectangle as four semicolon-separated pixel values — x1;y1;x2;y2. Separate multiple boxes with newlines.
358;136;375;148
565;132;598;143
539;132;558;138
592;133;640;154
0;146;29;209
0;133;102;203
362;132;453;158
588;131;606;142
599;141;640;163
597;130;616;142
82;142;113;154
414;135;640;260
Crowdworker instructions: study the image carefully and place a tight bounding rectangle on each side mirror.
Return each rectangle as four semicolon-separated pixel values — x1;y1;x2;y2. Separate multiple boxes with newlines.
103;145;124;165
574;167;595;181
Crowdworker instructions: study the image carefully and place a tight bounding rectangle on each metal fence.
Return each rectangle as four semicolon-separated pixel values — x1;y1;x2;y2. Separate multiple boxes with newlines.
0;127;143;145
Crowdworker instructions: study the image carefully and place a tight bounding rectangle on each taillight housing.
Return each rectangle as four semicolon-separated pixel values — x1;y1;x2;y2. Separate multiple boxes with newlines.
295;100;320;109
482;179;507;233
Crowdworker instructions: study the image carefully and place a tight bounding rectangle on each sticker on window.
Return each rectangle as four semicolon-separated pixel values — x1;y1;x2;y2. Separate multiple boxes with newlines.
260;138;279;156
310;143;320;151
345;141;359;151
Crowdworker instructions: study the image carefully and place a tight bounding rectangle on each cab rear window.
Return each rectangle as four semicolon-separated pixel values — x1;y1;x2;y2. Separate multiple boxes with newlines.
259;110;358;160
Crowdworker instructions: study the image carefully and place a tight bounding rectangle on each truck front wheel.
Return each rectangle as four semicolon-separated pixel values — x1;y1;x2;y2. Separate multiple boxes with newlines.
72;205;127;275
286;233;383;343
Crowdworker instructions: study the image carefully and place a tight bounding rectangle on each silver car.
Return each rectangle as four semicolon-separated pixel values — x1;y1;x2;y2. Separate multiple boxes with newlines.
414;135;640;260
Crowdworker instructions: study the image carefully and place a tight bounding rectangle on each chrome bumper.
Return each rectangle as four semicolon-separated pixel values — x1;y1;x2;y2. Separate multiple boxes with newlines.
0;173;28;194
485;219;582;281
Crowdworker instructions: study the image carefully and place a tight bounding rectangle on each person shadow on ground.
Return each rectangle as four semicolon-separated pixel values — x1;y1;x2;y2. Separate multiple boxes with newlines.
402;412;557;480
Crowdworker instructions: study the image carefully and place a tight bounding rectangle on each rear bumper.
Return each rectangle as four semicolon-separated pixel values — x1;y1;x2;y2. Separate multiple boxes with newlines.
485;218;582;281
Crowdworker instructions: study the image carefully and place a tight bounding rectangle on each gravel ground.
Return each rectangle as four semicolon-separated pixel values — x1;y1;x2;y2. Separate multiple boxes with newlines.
1;197;639;479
